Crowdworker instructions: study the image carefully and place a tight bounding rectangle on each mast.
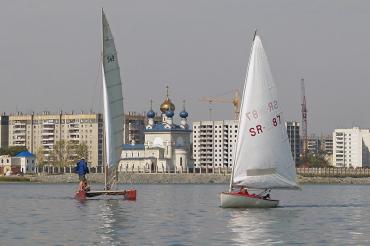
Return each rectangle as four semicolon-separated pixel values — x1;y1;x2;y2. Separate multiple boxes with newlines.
102;10;109;190
229;30;257;192
103;127;108;190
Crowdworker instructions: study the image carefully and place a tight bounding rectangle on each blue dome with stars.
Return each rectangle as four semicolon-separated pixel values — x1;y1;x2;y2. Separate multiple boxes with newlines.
166;110;174;118
147;110;155;118
179;110;188;118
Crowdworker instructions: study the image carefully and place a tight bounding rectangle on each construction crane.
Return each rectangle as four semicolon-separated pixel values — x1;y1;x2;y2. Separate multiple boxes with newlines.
199;90;241;120
301;78;308;162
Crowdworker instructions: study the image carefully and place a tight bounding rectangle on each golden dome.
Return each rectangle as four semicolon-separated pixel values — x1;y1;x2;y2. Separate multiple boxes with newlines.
160;97;175;113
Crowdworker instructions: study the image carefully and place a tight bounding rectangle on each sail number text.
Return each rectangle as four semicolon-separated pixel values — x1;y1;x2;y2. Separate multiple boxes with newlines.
245;100;278;121
249;114;281;136
107;55;115;63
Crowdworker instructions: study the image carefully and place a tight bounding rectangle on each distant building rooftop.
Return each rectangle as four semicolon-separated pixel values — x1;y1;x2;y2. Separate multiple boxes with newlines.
15;151;35;158
145;123;192;132
122;144;145;150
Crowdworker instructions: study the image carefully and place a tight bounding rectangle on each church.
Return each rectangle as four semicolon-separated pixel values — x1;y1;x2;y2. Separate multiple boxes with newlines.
119;88;193;172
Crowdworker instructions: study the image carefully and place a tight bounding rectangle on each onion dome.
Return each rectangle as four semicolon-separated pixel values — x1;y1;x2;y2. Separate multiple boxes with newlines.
179;110;188;118
160;98;175;113
179;100;188;118
147;110;155;118
160;86;175;113
147;100;156;118
166;109;174;118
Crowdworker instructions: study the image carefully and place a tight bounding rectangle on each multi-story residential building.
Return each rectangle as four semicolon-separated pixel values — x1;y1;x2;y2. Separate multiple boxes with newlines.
8;112;103;167
321;136;333;154
307;135;320;154
286;121;300;164
193;120;300;168
333;127;370;168
192;120;238;168
0;114;9;148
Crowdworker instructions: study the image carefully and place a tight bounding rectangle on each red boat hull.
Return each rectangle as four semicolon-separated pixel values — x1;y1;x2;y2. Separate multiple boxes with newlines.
124;189;137;200
75;190;87;201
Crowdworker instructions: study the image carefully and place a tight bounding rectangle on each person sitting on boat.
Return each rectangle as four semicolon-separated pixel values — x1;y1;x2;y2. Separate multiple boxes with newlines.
239;187;249;195
262;189;271;200
75;157;89;191
263;193;270;200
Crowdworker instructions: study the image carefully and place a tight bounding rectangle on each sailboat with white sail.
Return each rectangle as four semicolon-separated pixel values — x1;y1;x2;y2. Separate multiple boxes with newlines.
220;32;298;208
75;9;136;200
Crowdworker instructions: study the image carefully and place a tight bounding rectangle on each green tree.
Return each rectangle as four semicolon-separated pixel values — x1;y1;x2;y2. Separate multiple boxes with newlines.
50;140;74;167
74;142;88;162
306;153;330;167
36;147;46;168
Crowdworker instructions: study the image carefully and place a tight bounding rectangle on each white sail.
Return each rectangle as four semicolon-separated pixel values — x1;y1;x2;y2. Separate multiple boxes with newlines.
102;10;124;188
231;35;298;190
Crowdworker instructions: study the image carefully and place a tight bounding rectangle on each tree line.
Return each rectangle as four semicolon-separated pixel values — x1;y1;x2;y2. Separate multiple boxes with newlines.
0;141;89;168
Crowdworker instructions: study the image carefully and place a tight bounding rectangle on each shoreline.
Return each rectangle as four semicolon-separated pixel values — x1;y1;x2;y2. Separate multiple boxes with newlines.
2;173;370;185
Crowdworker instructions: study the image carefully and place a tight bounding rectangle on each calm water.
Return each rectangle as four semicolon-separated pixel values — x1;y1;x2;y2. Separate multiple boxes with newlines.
1;183;370;245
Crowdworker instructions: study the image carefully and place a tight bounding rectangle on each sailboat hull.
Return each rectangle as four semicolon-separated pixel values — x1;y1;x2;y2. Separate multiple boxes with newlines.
220;192;279;208
74;189;137;200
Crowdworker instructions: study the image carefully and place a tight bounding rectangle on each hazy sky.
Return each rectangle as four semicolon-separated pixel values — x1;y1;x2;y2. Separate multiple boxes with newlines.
1;1;370;135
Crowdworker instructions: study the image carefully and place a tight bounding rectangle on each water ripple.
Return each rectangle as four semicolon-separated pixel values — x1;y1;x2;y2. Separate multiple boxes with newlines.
1;184;370;245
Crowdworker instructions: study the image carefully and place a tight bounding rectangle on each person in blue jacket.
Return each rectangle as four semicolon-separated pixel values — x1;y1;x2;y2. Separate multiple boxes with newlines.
75;157;89;191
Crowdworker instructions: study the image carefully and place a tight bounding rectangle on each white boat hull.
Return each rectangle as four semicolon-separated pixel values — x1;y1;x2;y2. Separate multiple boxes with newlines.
220;192;279;208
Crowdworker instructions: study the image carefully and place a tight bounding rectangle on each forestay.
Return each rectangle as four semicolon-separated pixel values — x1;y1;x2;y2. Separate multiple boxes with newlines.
102;10;124;188
232;35;298;189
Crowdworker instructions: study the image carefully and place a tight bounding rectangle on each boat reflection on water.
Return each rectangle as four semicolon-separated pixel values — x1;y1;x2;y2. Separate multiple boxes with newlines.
227;209;300;245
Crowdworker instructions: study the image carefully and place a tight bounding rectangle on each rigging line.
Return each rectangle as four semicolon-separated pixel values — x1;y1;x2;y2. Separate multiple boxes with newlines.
90;52;103;112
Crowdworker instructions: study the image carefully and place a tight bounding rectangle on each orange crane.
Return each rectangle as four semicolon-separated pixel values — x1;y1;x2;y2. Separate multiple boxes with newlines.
199;90;241;120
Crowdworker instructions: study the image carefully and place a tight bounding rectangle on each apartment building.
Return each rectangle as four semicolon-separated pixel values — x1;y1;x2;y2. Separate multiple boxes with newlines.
286;121;300;164
192;120;238;168
193;120;301;168
333;127;370;168
0;114;9;148
307;136;320;154
8;112;103;167
321;137;333;154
